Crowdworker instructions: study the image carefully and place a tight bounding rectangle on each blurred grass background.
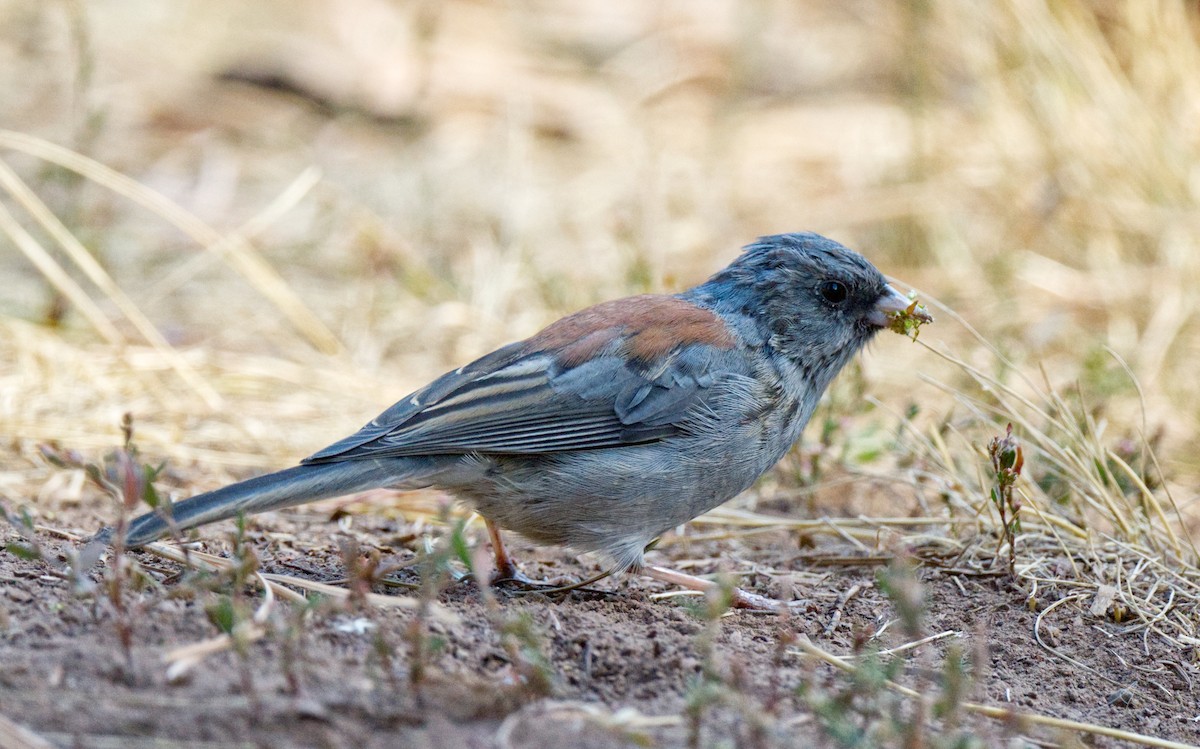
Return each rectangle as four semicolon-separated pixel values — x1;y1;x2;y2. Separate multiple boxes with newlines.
2;0;1200;544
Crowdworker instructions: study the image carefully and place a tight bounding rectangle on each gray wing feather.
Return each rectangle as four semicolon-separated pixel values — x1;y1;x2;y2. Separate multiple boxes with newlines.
303;344;738;462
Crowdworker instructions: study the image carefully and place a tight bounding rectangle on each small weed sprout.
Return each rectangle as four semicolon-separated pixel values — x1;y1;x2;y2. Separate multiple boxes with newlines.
987;424;1024;576
338;537;402;696
462;521;555;700
1;503;44;563
800;560;984;749
682;576;739;749
41;414;165;681
765;621;799;714
799;643;906;748
934;643;971;735
400;514;466;702
205;513;264;712
278;594;323;697
877;555;924;641
497;610;555;697
404;522;462;696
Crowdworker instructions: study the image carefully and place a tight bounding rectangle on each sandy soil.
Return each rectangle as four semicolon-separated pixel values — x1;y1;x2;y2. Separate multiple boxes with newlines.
3;503;1196;748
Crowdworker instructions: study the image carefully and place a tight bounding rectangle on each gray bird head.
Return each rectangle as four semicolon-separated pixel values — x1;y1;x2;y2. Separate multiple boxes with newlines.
687;232;917;384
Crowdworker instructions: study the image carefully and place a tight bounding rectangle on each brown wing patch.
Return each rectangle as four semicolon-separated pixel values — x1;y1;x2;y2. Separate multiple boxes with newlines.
555;328;624;368
526;295;736;367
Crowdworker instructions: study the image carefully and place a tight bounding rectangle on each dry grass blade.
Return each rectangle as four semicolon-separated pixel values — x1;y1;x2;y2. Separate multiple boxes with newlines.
0;129;343;355
1030;593;1160;704
1104;346;1199;562
0;157;222;409
162;571;276;682
793;637;1198;749
139;542;306;605
494;700;682;749
256;572;430;612
233;166;323;240
140;541;458;619
858;630;961;659
687;507;963;532
163;630;266;684
920;340;1189;542
162;625;265;684
0;713;56;749
0;198;121;344
891;288;1200;664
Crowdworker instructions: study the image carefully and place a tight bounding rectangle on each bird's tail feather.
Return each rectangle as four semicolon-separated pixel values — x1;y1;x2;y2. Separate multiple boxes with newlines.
114;459;417;547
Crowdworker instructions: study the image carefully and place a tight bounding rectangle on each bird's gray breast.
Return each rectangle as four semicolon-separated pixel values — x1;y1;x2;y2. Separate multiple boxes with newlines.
448;367;802;550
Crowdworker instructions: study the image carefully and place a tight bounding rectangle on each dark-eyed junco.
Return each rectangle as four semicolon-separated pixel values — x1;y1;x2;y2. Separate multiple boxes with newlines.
111;232;928;609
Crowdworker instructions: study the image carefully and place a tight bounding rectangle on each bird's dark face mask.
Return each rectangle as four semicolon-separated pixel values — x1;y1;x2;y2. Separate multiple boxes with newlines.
747;241;899;380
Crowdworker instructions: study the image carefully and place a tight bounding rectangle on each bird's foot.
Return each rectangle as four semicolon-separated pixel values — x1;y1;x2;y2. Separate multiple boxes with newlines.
489;563;549;590
491;564;616;598
481;519;617;598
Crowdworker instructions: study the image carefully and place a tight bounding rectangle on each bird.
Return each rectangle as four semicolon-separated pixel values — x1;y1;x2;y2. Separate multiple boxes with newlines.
110;232;929;609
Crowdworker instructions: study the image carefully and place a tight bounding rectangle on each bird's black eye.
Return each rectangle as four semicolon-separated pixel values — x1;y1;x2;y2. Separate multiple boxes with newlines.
818;280;849;305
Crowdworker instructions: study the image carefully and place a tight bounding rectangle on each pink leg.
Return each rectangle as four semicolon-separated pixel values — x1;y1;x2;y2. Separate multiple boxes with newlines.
483;520;610;592
486;518;523;582
641;565;800;612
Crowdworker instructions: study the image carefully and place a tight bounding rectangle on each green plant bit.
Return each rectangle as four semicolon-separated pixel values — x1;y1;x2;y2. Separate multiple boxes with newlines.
886;298;933;340
40;414;167;682
987;423;1024;576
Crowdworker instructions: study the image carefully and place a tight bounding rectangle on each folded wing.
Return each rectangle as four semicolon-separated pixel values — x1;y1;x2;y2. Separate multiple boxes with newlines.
302;295;743;463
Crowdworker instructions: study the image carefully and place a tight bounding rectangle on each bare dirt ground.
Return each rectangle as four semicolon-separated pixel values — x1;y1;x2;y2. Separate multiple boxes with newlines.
3;488;1198;748
4;1;1200;747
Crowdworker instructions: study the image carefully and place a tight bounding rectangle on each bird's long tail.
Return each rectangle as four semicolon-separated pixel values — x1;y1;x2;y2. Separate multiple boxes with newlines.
108;459;417;547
